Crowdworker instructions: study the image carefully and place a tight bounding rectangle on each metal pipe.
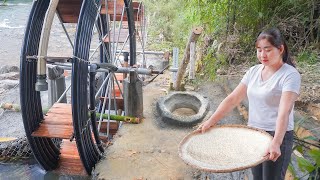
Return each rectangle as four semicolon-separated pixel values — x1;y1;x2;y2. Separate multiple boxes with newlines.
113;72;123;97
112;0;117;64
48;62;159;75
116;50;165;55
92;5;111;62
115;34;129;64
98;74;111;131
113;6;125;66
106;77;113;137
55;11;74;49
95;72;111;99
56;84;71;103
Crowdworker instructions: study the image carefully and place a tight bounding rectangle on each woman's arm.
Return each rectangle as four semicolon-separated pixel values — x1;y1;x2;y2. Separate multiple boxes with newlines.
199;83;247;133
268;91;298;161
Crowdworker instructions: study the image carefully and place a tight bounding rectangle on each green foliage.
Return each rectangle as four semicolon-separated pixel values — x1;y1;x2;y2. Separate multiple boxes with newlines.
288;163;298;179
142;0;194;51
297;156;315;173
203;51;217;80
290;146;320;180
291;117;320;179
143;0;319;80
295;149;320;180
309;149;320;166
201;39;228;79
297;51;319;65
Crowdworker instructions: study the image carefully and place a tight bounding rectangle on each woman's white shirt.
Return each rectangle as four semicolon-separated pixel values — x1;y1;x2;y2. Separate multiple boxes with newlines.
241;63;301;131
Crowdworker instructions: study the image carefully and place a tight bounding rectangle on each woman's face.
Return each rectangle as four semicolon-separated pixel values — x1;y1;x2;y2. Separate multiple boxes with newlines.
256;39;284;67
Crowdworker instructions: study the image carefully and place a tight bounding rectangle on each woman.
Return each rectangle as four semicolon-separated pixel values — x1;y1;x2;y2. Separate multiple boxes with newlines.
198;27;301;180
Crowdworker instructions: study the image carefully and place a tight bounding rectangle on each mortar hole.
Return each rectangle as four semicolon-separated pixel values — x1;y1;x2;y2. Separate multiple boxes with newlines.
172;108;197;116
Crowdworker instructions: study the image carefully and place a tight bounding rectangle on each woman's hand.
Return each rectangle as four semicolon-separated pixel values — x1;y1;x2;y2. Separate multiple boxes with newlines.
265;141;281;162
197;120;215;133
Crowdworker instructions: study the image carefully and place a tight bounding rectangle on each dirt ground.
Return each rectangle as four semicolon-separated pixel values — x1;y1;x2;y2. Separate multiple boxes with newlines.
94;70;251;179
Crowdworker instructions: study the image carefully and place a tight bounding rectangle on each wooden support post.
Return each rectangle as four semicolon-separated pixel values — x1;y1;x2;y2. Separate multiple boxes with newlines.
189;42;196;80
174;27;202;90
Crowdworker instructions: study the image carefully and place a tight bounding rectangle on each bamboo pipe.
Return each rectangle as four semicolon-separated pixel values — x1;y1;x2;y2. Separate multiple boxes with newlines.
36;0;60;91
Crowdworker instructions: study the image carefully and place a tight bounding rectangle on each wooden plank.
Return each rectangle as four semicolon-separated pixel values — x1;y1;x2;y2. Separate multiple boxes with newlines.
115;73;125;82
108;14;140;22
56;0;143;23
101;1;140;14
98;121;119;135
101;0;125;15
32;124;73;139
99;96;124;110
113;83;123;97
55;140;87;176
40;117;72;125
56;0;82;23
32;103;73;139
46;103;72;115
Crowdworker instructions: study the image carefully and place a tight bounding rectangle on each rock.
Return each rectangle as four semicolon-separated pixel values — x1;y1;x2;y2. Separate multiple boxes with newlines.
0;72;19;80
0;65;19;74
0;79;19;89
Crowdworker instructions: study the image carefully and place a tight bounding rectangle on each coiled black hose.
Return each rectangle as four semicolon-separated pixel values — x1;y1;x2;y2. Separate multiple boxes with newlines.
72;0;102;174
20;0;59;170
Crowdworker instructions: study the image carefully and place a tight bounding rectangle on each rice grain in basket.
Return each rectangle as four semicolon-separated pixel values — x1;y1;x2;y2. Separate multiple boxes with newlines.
179;125;273;173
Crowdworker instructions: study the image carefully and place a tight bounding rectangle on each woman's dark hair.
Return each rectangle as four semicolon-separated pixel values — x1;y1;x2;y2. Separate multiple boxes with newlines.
256;27;295;67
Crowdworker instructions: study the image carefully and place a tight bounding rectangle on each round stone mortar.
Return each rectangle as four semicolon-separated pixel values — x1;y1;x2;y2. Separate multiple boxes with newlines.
157;91;209;126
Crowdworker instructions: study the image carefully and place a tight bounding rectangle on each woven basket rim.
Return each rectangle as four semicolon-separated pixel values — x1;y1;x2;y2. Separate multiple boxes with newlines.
178;124;273;173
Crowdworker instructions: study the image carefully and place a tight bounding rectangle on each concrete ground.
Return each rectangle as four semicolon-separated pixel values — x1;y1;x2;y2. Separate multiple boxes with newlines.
95;71;249;180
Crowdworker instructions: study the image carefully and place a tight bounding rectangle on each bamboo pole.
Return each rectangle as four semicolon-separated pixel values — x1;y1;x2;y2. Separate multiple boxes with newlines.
174;27;203;90
95;113;140;124
36;0;60;91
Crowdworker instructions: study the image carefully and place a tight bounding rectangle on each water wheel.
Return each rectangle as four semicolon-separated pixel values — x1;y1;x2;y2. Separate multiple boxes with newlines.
20;0;143;175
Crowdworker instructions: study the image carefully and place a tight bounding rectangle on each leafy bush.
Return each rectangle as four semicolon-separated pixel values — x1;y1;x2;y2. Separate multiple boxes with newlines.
297;51;319;65
143;0;320;79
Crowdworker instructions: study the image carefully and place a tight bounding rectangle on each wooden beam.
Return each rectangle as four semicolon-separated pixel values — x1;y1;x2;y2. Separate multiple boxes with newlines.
31;103;73;139
174;27;203;90
99;96;124;110
55;140;87;176
56;0;82;23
